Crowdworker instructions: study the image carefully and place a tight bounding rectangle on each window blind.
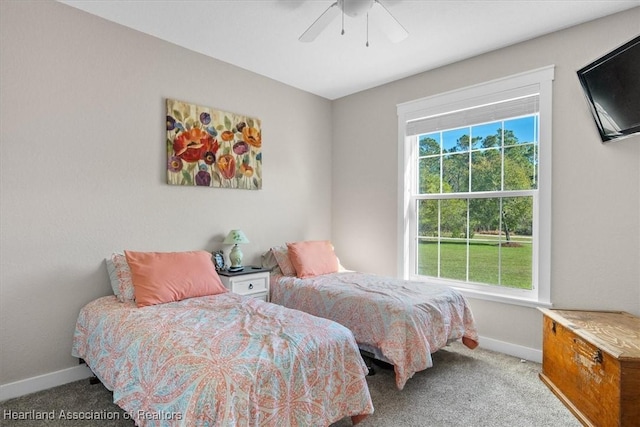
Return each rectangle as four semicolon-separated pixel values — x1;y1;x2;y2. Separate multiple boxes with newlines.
406;94;539;137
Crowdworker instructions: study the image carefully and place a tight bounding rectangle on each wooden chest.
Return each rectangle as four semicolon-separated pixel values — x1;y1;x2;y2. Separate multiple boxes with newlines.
538;309;640;427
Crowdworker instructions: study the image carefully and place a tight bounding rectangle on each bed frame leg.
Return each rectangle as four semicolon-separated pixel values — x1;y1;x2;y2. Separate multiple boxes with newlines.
366;360;376;376
79;358;102;385
359;352;376;376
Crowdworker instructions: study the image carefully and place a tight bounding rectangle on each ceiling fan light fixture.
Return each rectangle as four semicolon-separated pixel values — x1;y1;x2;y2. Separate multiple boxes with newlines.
299;0;407;44
339;0;374;17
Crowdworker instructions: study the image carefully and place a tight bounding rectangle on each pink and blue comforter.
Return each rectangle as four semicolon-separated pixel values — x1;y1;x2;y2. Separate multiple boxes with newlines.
72;293;373;426
270;272;479;390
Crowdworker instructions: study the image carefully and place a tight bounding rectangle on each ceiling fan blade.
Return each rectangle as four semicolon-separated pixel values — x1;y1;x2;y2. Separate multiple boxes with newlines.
371;0;408;43
299;2;340;43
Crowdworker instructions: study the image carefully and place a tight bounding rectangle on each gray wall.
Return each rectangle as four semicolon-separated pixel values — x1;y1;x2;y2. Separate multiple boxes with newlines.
0;0;333;385
332;8;640;352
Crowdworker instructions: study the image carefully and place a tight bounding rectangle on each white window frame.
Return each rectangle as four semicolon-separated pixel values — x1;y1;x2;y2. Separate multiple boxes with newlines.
397;66;554;308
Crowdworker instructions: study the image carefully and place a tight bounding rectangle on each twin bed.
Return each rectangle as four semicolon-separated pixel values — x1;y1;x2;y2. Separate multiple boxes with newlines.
72;243;478;425
270;271;478;390
72;293;372;426
72;250;372;426
265;241;479;390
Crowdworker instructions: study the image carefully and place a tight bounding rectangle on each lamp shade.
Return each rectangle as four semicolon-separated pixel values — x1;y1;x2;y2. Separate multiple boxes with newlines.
223;229;249;245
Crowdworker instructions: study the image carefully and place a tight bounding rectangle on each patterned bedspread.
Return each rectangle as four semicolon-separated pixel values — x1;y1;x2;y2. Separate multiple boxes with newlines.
72;293;373;426
270;272;479;390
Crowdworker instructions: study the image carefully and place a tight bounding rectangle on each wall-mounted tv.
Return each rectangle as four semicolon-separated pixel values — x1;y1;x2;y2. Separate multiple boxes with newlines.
577;35;640;142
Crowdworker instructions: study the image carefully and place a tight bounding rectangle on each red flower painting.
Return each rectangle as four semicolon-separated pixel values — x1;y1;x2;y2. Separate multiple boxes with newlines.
166;99;262;189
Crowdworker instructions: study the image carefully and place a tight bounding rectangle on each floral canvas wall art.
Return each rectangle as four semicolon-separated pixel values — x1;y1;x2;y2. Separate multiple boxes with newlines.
166;99;262;190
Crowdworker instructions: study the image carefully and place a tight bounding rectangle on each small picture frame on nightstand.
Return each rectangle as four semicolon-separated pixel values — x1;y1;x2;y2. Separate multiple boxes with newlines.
212;250;225;271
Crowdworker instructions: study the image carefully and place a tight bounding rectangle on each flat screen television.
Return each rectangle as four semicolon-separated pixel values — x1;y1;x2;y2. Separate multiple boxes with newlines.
577;35;640;142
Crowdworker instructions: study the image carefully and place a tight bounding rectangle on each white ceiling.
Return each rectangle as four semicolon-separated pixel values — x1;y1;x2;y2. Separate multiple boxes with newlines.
58;0;639;100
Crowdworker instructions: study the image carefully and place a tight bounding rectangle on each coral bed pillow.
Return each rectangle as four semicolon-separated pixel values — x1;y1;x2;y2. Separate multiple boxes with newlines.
124;250;227;308
286;240;339;278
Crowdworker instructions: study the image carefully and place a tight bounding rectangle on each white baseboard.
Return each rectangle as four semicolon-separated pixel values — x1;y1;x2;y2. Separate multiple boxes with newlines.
478;335;542;363
0;364;93;402
1;337;541;401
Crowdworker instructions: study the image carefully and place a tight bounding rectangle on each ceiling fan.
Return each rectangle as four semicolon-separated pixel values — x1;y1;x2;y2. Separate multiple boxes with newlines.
299;0;408;46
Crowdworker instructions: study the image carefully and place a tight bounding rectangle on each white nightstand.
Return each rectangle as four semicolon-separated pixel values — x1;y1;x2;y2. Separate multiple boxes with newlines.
218;267;270;301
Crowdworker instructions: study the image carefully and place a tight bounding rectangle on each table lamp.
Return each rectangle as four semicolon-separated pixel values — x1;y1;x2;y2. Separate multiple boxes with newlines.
223;229;250;272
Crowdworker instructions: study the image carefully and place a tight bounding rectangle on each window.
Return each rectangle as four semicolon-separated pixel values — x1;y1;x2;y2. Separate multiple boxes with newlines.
397;66;554;307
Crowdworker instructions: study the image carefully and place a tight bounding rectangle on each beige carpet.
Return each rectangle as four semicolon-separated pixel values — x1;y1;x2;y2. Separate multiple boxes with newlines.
0;342;580;426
